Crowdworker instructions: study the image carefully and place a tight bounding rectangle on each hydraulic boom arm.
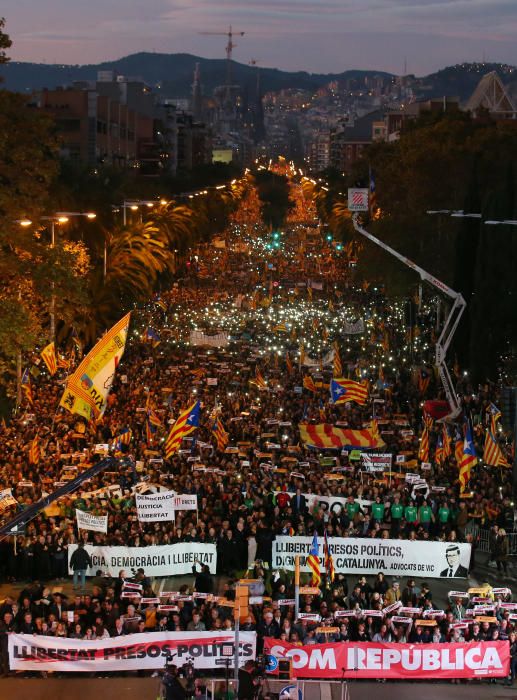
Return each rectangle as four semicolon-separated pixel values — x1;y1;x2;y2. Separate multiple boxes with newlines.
352;214;465;418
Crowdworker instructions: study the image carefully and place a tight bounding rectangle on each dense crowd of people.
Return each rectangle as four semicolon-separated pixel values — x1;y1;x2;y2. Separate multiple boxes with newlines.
0;216;515;682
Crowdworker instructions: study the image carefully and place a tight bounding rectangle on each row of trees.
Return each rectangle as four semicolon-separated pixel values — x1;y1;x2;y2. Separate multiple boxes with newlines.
305;109;517;383
0;18;250;407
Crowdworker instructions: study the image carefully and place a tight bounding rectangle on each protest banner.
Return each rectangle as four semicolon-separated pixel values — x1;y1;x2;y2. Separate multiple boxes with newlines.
172;494;198;511
75;509;108;533
274;491;372;513
273;536;471;579
67;542;217;576
361;453;392;472
190;331;229;348
135;491;176;522
263;639;508;679
0;489;18;513
9;631;256;672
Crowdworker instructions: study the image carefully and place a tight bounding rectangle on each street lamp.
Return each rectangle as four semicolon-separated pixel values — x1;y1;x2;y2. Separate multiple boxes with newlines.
19;211;96;340
113;200;157;225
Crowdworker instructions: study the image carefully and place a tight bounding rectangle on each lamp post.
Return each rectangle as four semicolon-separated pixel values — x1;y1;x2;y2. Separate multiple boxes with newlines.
19;212;96;341
113;200;156;226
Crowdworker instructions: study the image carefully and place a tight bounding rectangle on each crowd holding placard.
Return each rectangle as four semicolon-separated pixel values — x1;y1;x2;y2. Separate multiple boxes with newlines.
0;218;515;682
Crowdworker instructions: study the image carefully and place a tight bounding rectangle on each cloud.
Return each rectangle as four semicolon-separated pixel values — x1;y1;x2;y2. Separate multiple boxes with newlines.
2;0;517;71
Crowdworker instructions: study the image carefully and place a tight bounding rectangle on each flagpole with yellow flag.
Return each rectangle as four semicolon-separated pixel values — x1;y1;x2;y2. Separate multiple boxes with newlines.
59;313;131;421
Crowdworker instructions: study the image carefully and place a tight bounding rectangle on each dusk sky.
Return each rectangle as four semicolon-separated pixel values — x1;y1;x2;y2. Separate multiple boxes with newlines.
3;0;517;75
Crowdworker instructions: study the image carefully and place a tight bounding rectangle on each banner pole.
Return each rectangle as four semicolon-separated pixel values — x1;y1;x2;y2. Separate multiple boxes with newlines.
294;555;300;621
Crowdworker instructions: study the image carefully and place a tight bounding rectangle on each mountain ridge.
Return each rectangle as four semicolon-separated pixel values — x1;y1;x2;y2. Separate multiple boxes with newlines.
1;52;516;102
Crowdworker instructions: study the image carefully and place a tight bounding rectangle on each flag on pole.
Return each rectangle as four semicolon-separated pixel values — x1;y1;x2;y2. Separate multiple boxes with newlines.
249;368;268;390
418;368;431;395
165;401;200;459
434;434;444;465
442;424;452;462
29;435;40;464
59;313;131;422
286;352;293;374
418;414;433;463
303;375;317;393
21;368;34;405
41;343;58;376
459;421;478;493
333;342;342;378
323;529;335;583
483;404;510;468
330;378;368;405
307;532;321;587
144;327;161;347
212;417;229;451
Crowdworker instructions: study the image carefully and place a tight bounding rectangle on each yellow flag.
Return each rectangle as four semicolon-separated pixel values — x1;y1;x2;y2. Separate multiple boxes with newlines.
59;313;131;421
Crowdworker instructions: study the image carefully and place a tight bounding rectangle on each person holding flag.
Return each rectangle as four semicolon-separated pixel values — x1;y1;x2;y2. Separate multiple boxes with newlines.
307;531;321;587
21;368;34;406
323;529;335;584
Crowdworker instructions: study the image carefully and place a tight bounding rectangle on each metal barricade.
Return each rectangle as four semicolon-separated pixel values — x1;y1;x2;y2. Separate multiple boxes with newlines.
464;523;517;556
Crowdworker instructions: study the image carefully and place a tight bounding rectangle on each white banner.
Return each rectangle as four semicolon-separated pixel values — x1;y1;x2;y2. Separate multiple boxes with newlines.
173;494;198;511
8;631;256;672
136;491;176;522
361;452;392;471
302;350;334;367
75;509;107;533
273;536;471;579
67;542;217;576
190;331;229;347
275;491;372;513
343;319;365;334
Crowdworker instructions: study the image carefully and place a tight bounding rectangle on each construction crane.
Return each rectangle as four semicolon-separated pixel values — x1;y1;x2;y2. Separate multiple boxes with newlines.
199;25;245;101
352;214;465;420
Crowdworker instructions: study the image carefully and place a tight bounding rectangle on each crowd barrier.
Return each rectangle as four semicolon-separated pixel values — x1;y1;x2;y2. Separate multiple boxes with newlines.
464;525;517;556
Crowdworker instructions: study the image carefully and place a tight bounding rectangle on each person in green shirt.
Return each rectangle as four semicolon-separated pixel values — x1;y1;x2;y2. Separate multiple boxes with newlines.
346;497;360;521
438;502;450;529
390;497;404;536
404;504;418;527
418;500;434;532
371;498;385;523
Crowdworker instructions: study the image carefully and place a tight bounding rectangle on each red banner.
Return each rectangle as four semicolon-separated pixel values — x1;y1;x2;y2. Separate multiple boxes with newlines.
264;638;509;679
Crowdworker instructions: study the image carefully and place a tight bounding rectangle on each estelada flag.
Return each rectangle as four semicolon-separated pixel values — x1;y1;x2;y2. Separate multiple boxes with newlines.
41;342;58;376
165;401;200;459
330;378;368;406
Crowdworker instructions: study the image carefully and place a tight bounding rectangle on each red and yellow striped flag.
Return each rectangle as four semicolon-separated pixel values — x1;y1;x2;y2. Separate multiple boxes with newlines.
41;342;58;376
212;417;229;452
29;435;40;464
307;532;321;587
250;368;268;390
418;414;433;463
303;375;317;393
333;342;342;378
